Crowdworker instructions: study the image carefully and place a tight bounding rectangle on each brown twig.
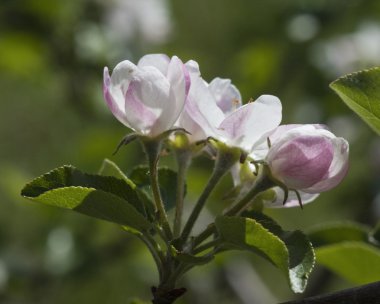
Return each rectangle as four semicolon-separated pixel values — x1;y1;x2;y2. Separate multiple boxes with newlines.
281;280;380;304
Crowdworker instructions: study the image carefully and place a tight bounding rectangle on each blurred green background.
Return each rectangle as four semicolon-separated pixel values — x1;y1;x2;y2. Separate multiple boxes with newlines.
1;0;380;303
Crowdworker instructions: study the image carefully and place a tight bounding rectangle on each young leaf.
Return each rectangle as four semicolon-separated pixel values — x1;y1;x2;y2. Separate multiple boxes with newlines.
307;221;370;247
98;159;155;220
129;166;184;210
330;67;380;135
21;165;152;231
215;216;314;293
316;241;380;284
98;158;131;183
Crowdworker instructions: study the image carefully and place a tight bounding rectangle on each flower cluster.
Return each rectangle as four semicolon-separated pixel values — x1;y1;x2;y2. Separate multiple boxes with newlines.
103;54;349;207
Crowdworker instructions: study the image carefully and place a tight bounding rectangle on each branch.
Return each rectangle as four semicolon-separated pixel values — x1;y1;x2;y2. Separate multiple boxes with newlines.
281;281;380;304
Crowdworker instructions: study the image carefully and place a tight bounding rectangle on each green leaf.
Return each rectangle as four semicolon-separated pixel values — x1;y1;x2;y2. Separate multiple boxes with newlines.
128;299;150;304
98;158;131;184
215;216;314;293
307;221;370;247
370;221;380;246
330;67;380;135
98;159;155;220
316;241;380;284
21;165;152;231
242;211;283;235
129;166;184;210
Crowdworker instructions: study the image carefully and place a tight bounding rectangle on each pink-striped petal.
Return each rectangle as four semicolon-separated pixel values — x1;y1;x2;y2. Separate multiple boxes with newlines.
103;67;130;127
268;135;334;189
123;81;158;134
303;137;349;193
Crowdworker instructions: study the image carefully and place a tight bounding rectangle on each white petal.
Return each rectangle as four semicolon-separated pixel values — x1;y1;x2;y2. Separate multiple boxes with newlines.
110;60;137;89
151;56;187;133
185;60;201;77
137;54;170;75
219;95;282;151
103;67;130;127
177;107;207;142
264;187;319;208
184;76;225;138
209;77;242;115
108;60;139;113
123;82;158;134
124;66;171;135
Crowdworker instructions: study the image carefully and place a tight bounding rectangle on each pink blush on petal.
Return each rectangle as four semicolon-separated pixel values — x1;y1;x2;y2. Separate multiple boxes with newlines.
270;136;334;189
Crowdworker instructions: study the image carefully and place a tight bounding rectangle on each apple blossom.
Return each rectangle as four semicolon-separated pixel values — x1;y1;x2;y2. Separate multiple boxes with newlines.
230;159;319;209
103;54;190;137
175;61;243;143
265;124;349;195
176;61;282;150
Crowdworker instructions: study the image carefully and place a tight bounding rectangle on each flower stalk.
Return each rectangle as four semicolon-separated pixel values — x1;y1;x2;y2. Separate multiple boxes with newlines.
225;165;274;216
192;165;275;248
180;145;240;246
141;137;173;240
173;147;192;238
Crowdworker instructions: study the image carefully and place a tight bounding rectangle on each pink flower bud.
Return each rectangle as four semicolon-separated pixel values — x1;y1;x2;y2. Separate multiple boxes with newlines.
103;54;190;137
266;125;349;194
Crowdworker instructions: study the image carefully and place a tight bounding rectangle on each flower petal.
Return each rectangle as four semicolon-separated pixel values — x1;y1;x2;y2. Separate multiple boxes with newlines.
123;82;158;134
123;66;171;135
264;187;319;208
185;60;201;77
150;56;188;133
268;135;334;189
177;107;207;142
269;124;328;142
251;124;329;160
137;54;170;75
209;77;242;115
108;60;140;110
103;67;130;127
218;95;282;151
303;137;349;193
184;76;225;137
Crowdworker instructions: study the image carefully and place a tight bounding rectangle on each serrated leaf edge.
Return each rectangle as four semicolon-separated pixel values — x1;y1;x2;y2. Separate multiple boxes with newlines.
216;216;313;293
330;66;380;87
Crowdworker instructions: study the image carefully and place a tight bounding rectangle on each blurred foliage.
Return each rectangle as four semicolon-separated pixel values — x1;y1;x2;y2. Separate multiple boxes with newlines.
1;0;380;303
